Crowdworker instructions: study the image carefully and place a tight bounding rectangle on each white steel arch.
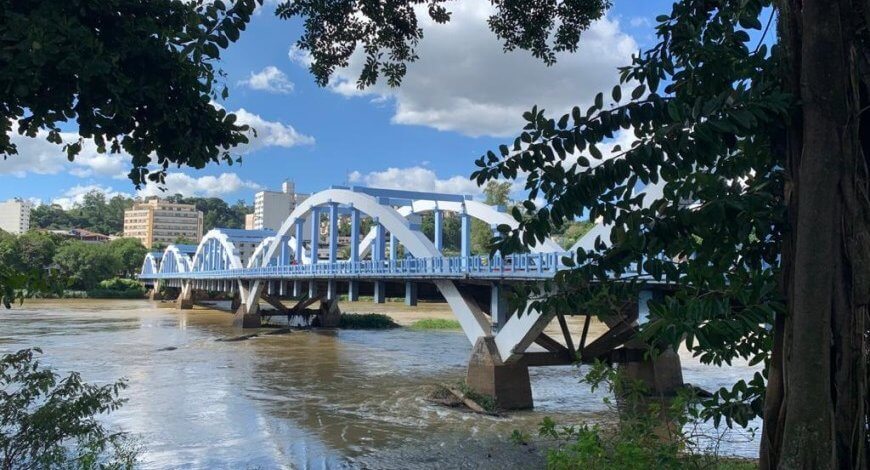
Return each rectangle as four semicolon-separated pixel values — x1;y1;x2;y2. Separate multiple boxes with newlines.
158;245;193;274
141;252;160;277
356;199;564;258
250;188;491;344
191;229;246;271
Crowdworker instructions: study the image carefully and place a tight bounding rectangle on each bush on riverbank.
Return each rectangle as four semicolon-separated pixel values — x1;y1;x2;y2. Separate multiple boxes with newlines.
526;362;757;470
339;313;400;329
86;278;146;299
0;348;140;468
410;318;462;330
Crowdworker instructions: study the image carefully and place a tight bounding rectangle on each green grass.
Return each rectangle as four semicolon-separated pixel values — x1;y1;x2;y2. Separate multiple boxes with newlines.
409;318;462;330
338;313;400;329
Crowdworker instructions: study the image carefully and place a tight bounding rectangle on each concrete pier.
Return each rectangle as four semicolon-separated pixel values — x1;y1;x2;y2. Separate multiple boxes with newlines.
465;337;533;410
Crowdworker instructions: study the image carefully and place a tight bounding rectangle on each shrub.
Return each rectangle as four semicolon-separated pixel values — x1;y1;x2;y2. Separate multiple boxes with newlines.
86;278;145;299
338;313;400;329
0;348;139;468
409;318;462;330
533;362;756;470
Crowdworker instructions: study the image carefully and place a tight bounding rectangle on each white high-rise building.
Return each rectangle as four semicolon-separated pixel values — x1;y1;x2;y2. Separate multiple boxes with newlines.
0;199;33;235
253;180;309;231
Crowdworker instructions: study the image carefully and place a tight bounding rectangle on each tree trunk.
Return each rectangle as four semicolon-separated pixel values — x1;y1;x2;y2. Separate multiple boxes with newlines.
762;1;870;468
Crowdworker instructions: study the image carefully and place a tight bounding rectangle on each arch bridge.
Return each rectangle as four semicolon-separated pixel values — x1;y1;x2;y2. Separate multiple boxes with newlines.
139;185;680;409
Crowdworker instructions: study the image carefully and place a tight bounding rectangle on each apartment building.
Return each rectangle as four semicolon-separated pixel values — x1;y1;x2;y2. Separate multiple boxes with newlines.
123;198;203;248
252;180;308;231
0;199;33;234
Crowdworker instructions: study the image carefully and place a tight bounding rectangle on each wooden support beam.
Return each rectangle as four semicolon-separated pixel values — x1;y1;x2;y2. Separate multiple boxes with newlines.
289;295;322;314
261;294;289;314
578;315;592;352
580;322;637;361
523;351;575;367
534;332;571;354
556;313;575;352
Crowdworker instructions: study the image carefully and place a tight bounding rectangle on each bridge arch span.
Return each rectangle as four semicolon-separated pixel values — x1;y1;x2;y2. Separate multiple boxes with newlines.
356;199;564;258
250;188;490;344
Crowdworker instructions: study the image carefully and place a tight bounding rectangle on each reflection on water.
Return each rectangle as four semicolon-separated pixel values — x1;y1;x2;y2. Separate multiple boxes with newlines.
0;300;759;468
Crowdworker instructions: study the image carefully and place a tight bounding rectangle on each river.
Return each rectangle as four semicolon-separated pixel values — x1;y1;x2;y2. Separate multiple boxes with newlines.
0;299;760;469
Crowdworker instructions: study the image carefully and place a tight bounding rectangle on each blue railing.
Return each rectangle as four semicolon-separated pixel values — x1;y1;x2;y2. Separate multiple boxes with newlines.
139;252;570;281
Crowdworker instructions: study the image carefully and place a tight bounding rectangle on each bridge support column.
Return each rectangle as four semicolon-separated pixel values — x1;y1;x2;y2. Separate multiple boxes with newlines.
316;298;341;328
327;280;337;300
348;281;359;301
373;281;386;304
405;282;417;306
293;281;302;297
491;283;510;333
233;306;261;328
465;337;533;410
617;348;684;398
177;284;194;310
309;281;318;299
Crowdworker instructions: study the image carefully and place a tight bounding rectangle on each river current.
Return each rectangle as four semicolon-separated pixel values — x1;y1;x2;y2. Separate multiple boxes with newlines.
0;299;759;469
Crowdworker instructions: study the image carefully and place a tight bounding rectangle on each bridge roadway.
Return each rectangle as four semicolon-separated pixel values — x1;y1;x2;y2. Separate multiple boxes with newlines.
138;185;683;410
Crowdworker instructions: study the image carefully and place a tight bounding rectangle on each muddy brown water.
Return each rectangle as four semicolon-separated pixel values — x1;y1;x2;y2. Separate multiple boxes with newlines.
0;299;760;469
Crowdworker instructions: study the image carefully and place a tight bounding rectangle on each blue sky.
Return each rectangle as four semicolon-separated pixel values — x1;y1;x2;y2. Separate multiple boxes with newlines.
0;1;665;209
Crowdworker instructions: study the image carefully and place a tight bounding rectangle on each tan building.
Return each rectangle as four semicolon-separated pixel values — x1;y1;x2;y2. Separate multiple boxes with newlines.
123;198;203;249
244;213;255;230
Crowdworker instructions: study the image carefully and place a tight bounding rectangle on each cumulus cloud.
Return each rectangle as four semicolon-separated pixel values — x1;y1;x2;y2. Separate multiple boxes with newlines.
294;0;637;137
0;131;126;178
136;172;262;199
52;185;130;210
348;166;484;196
237;66;295;94
0;107;312;178
50;172;262;209
233;108;315;152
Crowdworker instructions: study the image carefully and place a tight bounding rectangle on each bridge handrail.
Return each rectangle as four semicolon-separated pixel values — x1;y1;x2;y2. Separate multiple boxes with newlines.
139;251;572;279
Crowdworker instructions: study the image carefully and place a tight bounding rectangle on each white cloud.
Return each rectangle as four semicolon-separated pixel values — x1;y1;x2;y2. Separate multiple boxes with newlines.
51;185;130;210
237;66;295;94
348;166;484;196
296;0;638;137
1;131;126;178
629;17;652;28
136;172;262;199
0;108;312;179
233;108;315;152
49;172;262;209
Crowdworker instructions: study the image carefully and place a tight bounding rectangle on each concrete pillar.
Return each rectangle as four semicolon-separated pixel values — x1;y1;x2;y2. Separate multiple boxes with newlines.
328;203;338;263
465;337;533;410
177;283;193;310
460;207;471;267
327;280;337;300
491;283;510;333
293;280;302;297
349;207;360;301
233;305;261;328
373;281;386;304
294;221;304;263
405;282;417;306
316;297;341;328
310;207;320;264
309;280;318;299
348;281;359;302
434;208;443;253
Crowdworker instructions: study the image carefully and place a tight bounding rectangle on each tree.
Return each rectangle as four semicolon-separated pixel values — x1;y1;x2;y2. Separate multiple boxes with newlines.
0;348;137;468
0;0;261;187
472;181;513;254
53;242;120;291
108;238;148;278
164;194;249;231
30;204;71;230
278;1;870;467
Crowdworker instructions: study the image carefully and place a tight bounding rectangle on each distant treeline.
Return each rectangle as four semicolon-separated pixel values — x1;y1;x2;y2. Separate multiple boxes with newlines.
0;230;147;291
32;189;252;235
